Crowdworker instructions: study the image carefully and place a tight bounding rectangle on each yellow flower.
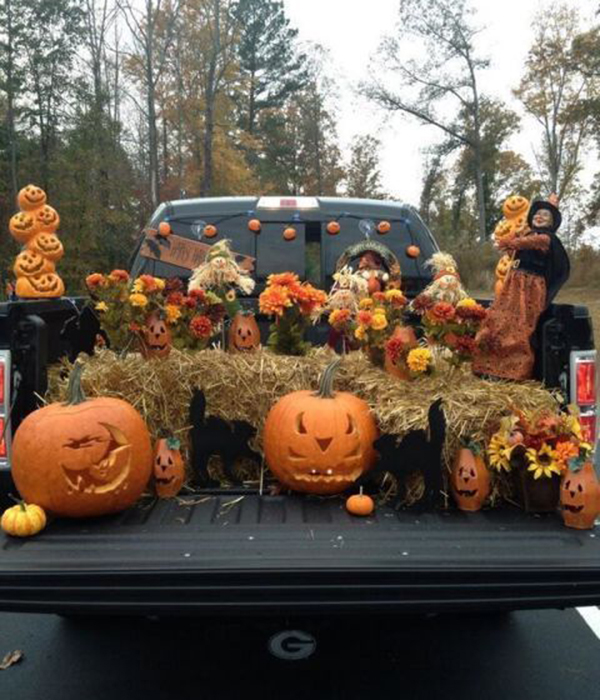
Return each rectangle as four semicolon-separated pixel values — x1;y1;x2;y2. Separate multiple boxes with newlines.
373;307;386;316
407;347;432;373
385;289;404;302
165;304;182;323
488;433;513;472
359;298;373;309
355;325;367;341
457;298;477;308
132;279;144;293
526;444;561;479
94;301;108;313
371;314;388;331
129;293;149;308
225;289;236;302
154;278;166;291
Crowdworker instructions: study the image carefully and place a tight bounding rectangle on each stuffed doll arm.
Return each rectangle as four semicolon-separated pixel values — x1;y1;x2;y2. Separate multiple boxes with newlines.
500;234;550;252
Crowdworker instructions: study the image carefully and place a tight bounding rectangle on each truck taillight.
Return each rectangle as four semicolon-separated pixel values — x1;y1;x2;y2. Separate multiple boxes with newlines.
580;413;597;445
576;359;596;406
570;350;597;446
0;418;5;458
0;362;4;405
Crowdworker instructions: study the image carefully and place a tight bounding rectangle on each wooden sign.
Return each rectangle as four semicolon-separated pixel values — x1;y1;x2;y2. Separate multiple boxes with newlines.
140;233;255;272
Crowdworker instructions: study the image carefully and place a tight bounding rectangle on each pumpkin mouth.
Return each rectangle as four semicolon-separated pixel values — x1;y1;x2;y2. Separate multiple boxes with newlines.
562;504;584;513
146;342;168;351
456;489;477;497
155;475;175;485
292;467;363;484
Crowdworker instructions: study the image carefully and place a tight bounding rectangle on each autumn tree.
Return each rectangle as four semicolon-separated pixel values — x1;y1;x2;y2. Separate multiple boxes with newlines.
345;135;387;200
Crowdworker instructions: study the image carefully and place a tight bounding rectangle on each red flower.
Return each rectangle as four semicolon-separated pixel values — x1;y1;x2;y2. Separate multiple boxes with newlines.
138;274;158;292
164;278;184;292
183;296;198;309
206;303;226;324
108;269;129;283
86;273;106;289
189;315;213;338
456;303;487;321
372;291;386;303
357;310;373;326
189;288;207;302
167;291;185;306
385;336;406;365
412;294;434;312
453;335;476;356
428;302;456;323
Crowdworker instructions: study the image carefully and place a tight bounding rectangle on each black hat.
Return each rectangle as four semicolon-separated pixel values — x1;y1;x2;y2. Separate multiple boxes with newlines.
528;199;562;233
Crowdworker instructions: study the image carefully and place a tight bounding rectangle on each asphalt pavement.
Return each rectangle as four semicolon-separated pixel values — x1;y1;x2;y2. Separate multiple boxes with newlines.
1;608;599;699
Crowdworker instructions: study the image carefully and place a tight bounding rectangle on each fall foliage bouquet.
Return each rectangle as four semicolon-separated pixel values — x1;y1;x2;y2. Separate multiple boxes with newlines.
259;272;327;356
412;296;487;365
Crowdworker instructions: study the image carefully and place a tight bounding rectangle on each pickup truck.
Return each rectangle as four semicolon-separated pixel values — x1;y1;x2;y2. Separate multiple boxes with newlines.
0;195;598;616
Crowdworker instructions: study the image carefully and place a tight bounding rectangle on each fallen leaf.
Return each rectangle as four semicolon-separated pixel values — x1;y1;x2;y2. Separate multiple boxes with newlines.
0;650;24;670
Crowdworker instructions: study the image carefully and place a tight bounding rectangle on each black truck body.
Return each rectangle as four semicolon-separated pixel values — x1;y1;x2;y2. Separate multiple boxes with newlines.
0;196;597;615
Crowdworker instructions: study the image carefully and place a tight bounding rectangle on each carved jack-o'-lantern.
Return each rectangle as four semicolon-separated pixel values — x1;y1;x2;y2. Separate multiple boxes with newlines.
494;254;513;297
13;250;55;278
228;312;261;352
11;363;152;518
15;273;65;298
493;219;512;241
139;311;171;359
263;361;379;495
153;438;185;498
27;232;64;262
511;214;528;236
17;184;47;212
502;195;529;220
560;464;600;530
33;204;60;231
9;212;39;244
450;447;491;512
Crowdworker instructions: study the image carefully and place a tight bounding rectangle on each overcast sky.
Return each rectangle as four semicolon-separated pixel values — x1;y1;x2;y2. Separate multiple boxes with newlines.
284;0;599;214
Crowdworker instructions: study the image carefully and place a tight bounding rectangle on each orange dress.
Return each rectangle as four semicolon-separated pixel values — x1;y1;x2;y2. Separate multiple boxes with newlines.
473;234;550;381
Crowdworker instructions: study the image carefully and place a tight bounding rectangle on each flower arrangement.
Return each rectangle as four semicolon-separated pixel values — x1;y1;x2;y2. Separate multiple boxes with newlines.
259;272;327;355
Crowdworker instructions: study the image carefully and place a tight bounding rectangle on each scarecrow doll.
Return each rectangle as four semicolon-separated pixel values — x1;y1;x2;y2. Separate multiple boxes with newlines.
473;194;570;381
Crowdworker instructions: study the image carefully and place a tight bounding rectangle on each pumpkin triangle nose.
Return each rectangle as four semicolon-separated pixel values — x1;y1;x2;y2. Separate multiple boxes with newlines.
316;437;332;453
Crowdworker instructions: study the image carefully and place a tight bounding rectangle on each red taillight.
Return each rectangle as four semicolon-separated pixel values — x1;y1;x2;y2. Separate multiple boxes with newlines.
0;362;4;405
0;417;5;459
580;413;597;445
576;360;596;406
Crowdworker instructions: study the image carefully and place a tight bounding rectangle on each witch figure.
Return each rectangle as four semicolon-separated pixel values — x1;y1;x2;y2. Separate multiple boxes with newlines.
473;194;570;381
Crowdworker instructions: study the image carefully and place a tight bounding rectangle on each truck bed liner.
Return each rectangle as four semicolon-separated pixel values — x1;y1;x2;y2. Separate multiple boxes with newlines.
2;495;600;614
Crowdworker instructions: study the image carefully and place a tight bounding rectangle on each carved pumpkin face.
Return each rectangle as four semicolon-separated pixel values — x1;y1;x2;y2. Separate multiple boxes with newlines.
140;312;171;359
502;195;529;219
11;371;153;518
153;438;185;498
450;448;491;512
493;219;512;240
27;232;64;262
263;363;379;495
511;214;528;236
15;273;65;299
17;184;47;212
13;250;55;278
9;212;39;244
228;312;260;352
33;205;60;231
495;254;512;279
560;464;600;530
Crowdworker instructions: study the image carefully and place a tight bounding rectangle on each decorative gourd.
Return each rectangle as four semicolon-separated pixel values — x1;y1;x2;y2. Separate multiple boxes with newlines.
154;437;185;498
9;212;39;244
263;360;379;495
406;244;420;258
450;446;491;512
139;312;171;359
204;224;218;238
377;221;391;234
1;501;47;537
502;195;529;219
15;273;65;298
346;488;375;516
17;184;47;212
326;221;340;235
283;226;296;241
27;232;64;262
11;363;152;518
248;219;262;233
158;221;172;237
560;463;600;530
13;250;55;278
228;312;261;352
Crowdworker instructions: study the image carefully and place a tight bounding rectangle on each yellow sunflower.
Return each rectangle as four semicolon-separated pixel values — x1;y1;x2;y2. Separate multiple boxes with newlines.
488;433;513;472
225;289;237;302
526;444;561;479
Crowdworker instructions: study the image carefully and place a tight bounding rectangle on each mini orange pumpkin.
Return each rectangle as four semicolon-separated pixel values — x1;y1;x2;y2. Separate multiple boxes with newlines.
11;362;153;518
283;226;297;241
1;501;47;537
346;488;375;516
560;463;600;530
228;312;261;352
204;224;218;238
27;232;64;262
450;446;491;512
263;360;379;495
33;204;60;232
327;221;341;235
406;244;420;258
248;219;262;233
13;250;55;278
15;273;65;298
158;221;172;237
139;312;171;359
9;212;39;244
17;184;47;212
154;437;185;498
377;221;391;234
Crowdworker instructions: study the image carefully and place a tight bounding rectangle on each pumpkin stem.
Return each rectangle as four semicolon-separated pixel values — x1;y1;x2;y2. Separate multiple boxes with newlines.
65;362;87;406
8;495;26;511
315;359;342;399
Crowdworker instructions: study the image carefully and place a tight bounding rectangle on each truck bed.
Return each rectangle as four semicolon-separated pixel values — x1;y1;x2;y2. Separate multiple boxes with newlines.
2;494;600;615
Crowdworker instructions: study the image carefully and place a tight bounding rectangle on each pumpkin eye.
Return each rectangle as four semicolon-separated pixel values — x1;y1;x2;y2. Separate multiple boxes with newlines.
346;414;356;434
296;412;307;434
578;484;583;493
470;469;476;478
565;480;571;490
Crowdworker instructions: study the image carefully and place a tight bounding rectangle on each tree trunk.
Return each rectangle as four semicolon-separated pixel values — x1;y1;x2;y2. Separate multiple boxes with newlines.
5;0;18;202
201;0;221;197
145;0;159;209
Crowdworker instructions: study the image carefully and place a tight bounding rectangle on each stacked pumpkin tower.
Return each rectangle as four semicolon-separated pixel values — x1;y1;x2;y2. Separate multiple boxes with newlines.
9;184;65;298
492;195;530;297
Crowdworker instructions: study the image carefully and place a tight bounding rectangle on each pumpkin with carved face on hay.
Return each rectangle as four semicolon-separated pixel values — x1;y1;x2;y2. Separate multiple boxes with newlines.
153;437;185;498
263;361;378;495
228;312;261;352
560;464;600;530
139;311;172;359
450;446;491;512
11;363;152;518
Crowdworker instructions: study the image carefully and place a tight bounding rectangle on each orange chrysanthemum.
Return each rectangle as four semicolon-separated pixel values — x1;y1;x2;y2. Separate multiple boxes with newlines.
108;269;130;283
267;272;300;288
554;440;579;469
259;284;292;317
357;310;373;326
86;273;107;289
427;301;456;323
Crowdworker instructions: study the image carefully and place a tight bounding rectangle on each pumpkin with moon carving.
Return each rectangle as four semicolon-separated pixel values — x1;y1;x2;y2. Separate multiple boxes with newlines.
11;363;152;518
263;360;378;495
560;464;600;530
228;312;261;352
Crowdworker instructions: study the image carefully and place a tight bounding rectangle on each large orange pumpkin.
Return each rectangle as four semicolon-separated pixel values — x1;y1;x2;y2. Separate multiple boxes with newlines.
11;363;152;518
263;360;378;495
